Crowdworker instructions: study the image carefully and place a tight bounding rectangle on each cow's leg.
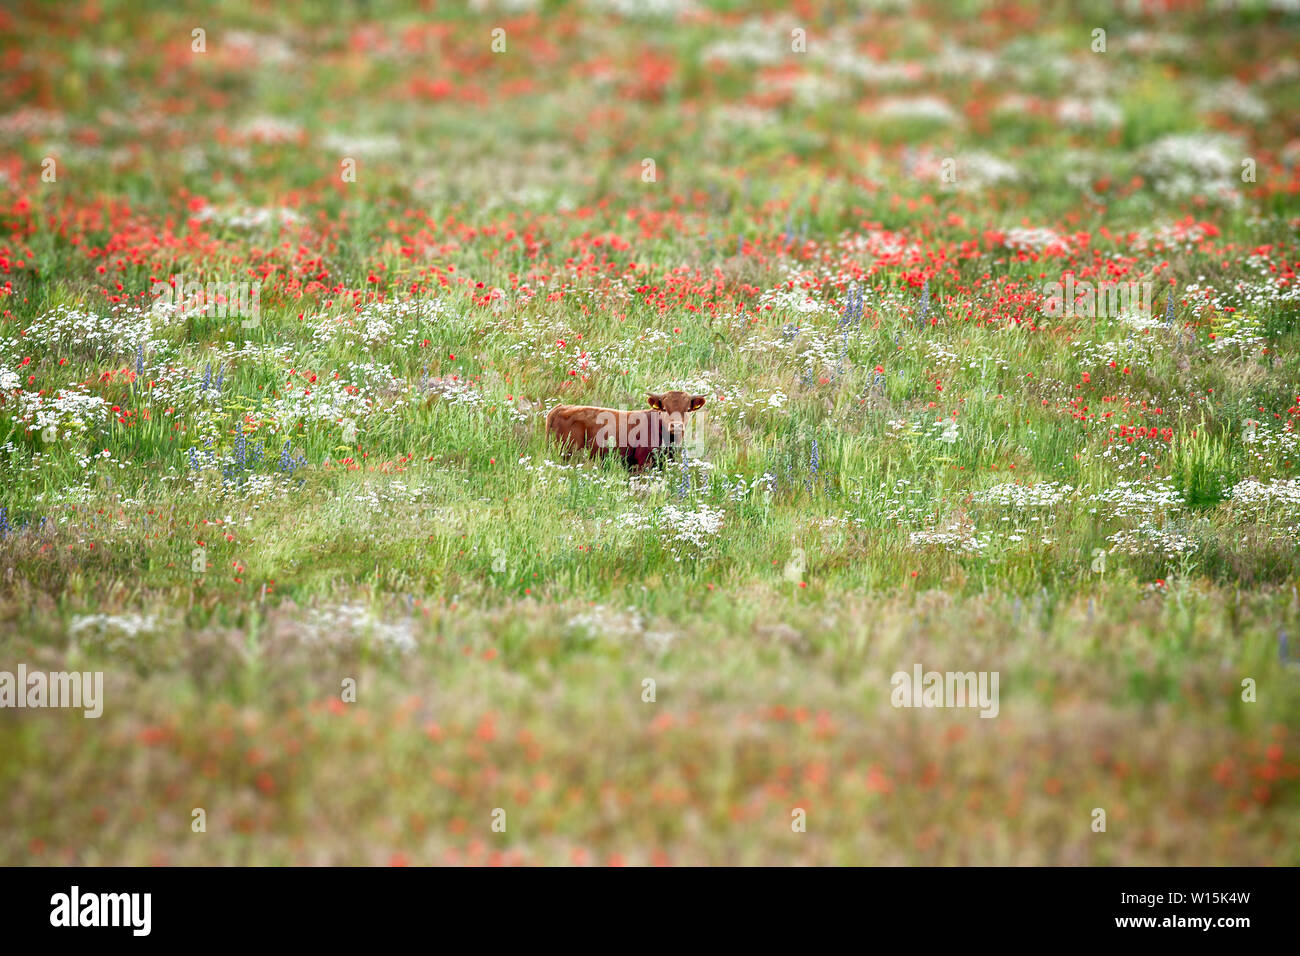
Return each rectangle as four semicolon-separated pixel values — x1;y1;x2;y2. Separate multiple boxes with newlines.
552;422;581;460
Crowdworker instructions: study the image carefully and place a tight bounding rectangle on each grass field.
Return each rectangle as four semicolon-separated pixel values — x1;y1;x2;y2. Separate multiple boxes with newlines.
2;0;1299;865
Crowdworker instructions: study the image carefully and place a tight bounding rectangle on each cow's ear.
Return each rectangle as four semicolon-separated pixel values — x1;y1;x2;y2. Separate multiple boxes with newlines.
689;395;706;411
646;394;664;409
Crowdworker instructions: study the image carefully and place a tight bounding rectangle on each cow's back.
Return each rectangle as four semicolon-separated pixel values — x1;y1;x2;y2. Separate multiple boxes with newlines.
546;404;606;452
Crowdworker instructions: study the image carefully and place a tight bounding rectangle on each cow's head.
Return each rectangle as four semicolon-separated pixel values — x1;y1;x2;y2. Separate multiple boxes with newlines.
647;390;705;447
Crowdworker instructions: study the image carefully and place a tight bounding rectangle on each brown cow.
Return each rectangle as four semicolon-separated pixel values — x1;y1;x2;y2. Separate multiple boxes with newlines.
546;390;706;469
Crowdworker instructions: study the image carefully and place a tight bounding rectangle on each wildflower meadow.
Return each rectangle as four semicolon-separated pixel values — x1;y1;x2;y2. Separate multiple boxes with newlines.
1;0;1299;868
